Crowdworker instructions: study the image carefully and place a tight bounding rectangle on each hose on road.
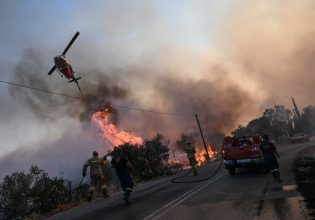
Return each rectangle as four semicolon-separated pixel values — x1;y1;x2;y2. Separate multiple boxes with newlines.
171;156;223;183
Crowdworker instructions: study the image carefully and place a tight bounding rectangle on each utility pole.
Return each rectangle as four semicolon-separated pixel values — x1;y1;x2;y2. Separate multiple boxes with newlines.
195;114;210;161
291;97;301;120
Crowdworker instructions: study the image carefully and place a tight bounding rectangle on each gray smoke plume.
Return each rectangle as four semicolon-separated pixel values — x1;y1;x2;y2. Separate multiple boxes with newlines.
9;47;255;142
0;129;104;180
220;0;315;107
9;49;129;121
3;1;315;180
2;44;255;180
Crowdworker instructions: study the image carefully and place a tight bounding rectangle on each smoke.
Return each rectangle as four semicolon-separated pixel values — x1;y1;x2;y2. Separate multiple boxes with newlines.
4;44;257;180
10;46;257;144
9;49;129;121
220;0;315;107
112;71;257;147
0;127;108;180
3;1;315;179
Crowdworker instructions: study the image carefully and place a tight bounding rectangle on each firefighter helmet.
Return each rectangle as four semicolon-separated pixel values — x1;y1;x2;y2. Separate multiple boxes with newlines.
93;151;98;156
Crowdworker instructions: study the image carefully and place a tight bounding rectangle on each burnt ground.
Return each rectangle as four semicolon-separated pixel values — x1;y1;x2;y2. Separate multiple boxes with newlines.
293;145;315;219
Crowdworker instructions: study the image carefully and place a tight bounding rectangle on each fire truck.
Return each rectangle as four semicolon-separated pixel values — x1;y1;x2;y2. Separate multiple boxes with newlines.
222;135;265;175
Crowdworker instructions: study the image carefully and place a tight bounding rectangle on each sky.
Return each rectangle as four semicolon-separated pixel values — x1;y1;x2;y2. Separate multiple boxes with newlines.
1;0;315;178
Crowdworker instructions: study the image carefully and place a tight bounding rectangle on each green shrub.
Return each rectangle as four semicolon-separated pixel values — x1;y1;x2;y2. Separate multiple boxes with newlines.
0;166;72;219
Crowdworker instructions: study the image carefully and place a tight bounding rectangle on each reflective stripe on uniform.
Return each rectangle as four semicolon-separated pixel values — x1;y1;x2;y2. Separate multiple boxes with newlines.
270;169;279;173
89;186;96;191
126;187;133;191
101;185;107;189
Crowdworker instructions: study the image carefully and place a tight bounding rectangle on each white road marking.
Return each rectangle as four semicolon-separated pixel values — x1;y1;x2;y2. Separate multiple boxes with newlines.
143;171;227;220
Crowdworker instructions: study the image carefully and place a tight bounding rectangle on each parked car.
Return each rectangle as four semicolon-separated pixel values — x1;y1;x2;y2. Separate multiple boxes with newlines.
291;133;309;144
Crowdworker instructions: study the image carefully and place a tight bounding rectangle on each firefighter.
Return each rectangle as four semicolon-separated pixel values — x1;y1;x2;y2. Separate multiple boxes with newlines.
111;149;135;204
82;151;108;202
260;134;282;183
185;141;197;176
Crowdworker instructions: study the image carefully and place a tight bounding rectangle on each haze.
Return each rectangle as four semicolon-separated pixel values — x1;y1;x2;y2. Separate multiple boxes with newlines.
1;0;314;178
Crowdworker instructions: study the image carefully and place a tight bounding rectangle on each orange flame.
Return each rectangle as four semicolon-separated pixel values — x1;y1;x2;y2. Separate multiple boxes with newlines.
195;145;216;165
91;109;143;148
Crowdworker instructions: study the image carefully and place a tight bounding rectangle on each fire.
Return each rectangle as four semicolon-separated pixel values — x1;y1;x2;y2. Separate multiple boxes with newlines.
91;105;217;167
91;108;143;148
195;145;216;165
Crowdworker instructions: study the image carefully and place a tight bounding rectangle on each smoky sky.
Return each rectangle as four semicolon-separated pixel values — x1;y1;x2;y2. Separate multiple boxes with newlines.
9;47;254;135
0;129;105;180
221;0;315;107
9;48;130;121
2;1;315;179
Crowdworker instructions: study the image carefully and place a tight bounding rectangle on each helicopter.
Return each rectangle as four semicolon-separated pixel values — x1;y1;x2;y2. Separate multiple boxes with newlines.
47;31;84;97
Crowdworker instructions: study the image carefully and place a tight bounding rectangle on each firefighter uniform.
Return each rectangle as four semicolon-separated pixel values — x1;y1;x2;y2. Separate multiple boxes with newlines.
260;136;282;183
111;154;135;204
185;142;197;175
83;151;108;202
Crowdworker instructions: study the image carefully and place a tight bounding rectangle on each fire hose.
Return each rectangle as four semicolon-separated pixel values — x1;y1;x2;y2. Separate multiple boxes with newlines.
78;176;85;197
171;155;223;183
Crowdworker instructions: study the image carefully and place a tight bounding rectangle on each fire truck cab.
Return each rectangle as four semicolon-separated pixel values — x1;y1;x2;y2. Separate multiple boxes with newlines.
222;135;265;175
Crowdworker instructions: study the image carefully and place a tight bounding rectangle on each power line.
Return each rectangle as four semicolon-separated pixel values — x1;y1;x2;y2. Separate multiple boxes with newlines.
112;104;194;117
0;80;195;117
0;80;82;100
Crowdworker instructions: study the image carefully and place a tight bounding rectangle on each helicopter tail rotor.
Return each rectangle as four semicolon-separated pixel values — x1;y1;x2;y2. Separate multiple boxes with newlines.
68;77;81;83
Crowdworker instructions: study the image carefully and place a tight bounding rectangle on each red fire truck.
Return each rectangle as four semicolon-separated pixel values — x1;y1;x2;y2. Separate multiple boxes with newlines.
222;135;265;175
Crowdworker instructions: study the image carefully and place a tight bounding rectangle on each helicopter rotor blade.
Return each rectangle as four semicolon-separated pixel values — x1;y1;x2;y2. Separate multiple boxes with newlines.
48;65;56;75
62;31;80;56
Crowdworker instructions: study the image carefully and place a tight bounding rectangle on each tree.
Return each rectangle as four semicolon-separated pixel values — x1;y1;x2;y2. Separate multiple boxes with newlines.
108;134;170;180
295;105;315;135
109;143;153;180
144;134;170;176
232;105;293;143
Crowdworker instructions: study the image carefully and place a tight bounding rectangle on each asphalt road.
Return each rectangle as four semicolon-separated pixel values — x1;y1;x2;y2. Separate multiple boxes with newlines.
48;139;315;220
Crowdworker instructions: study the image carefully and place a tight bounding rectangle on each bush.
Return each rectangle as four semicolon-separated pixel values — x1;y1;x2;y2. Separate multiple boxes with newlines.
0;171;33;219
108;134;170;180
0;166;72;219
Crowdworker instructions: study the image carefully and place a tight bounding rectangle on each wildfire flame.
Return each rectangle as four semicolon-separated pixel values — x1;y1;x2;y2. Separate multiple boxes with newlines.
91;105;217;167
91;107;143;148
195;145;216;165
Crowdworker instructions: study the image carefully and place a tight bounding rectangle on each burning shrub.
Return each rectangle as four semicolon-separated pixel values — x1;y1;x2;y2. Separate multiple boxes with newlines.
175;133;217;165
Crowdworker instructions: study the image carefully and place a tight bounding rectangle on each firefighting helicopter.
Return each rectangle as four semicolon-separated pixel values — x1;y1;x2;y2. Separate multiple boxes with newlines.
47;31;84;97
